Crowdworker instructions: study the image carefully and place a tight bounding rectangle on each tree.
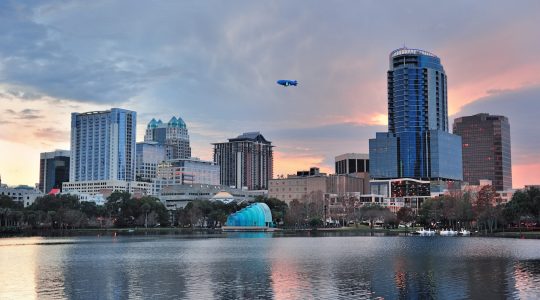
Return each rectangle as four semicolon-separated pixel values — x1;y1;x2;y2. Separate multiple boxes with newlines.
309;217;323;228
0;195;22;209
502;187;540;230
29;194;80;212
396;207;415;225
358;205;392;229
103;192;169;228
284;199;308;227
475;185;501;233
455;192;474;229
141;203;151;228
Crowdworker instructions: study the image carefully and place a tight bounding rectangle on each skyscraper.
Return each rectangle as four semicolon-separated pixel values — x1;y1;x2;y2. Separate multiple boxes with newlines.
144;116;191;160
369;48;462;187
69;108;136;182
39;150;70;192
213;132;273;190
453;113;512;190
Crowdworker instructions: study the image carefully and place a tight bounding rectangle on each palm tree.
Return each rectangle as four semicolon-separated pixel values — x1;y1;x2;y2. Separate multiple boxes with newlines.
141;203;151;228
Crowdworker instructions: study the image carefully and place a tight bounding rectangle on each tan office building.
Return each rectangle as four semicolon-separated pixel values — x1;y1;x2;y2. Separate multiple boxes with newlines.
268;167;366;203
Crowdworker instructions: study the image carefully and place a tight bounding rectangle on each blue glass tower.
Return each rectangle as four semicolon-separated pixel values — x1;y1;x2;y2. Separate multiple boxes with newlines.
369;48;462;183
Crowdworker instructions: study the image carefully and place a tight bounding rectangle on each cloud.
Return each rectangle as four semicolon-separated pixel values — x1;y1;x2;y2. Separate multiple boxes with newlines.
1;0;540;186
33;127;70;143
0;2;174;104
4;108;43;120
453;84;540;165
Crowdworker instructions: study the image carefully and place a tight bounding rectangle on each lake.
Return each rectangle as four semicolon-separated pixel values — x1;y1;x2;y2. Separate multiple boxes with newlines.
1;233;539;299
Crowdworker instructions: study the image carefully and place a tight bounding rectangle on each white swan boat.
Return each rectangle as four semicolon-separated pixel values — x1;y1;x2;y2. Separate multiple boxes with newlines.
439;229;458;236
416;228;436;236
459;229;471;236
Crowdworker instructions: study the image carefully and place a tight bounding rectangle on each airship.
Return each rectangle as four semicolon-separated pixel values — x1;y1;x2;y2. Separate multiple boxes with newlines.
277;79;298;87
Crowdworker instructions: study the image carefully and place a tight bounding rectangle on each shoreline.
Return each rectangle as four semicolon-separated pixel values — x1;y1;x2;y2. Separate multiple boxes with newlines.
2;226;540;239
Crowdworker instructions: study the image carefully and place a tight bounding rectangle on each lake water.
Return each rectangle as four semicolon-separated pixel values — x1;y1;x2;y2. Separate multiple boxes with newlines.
1;233;539;299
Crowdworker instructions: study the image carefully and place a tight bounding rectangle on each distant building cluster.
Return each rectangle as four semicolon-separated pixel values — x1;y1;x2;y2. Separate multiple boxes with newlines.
1;47;526;215
9;106;272;211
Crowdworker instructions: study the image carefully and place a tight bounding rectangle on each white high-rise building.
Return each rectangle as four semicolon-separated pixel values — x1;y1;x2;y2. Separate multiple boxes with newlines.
69;108;136;182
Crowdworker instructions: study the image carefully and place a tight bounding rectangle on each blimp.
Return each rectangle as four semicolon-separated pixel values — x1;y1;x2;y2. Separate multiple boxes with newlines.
277;79;298;87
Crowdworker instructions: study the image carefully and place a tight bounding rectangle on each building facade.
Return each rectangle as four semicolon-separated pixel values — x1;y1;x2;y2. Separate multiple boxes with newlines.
370;178;431;213
159;184;265;210
152;158;220;194
453;113;512;190
213;132;273;190
144;116;191;160
0;186;44;207
268;170;366;203
369;48;463;186
70;108;137;182
62;191;106;206
335;153;369;175
39;150;70;193
62;180;153;197
335;153;370;193
136;142;166;181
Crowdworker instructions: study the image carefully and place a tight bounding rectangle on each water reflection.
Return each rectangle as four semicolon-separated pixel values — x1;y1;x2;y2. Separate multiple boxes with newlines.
0;237;41;299
1;236;539;299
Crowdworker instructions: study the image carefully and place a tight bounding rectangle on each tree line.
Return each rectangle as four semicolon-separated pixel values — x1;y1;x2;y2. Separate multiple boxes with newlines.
0;191;169;230
2;186;538;232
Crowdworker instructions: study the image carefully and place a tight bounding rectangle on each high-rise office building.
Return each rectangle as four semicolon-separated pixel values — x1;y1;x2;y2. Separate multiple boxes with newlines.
136;142;167;181
39;150;70;192
70;108;136;182
369;47;463;187
144;116;191;160
453;113;512;190
213;132;273;190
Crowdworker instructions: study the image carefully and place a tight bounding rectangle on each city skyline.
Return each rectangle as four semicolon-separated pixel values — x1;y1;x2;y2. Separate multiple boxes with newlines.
1;1;540;187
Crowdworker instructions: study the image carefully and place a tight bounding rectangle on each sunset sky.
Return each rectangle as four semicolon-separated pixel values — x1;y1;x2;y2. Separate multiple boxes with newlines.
1;1;539;188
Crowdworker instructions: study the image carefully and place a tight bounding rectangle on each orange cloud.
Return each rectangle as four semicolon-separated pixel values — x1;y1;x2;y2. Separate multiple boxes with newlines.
273;151;332;177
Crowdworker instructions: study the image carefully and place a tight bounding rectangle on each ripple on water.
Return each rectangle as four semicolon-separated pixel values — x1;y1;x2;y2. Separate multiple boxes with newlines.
0;235;539;299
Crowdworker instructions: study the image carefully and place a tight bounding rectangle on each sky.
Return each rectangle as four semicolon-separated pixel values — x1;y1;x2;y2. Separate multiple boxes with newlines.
0;0;539;188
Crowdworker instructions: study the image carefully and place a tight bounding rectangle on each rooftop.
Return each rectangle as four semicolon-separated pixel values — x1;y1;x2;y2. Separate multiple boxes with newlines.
226;132;272;144
390;47;438;59
147;116;187;129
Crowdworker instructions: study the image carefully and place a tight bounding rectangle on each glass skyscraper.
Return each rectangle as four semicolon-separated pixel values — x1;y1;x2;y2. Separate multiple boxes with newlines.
369;48;462;184
70;108;136;182
453;113;512;190
39;150;70;192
